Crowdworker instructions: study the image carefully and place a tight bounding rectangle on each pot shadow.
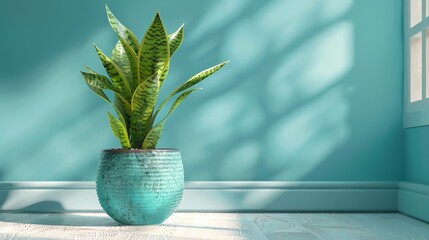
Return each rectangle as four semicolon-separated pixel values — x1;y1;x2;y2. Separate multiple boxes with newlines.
0;179;118;227
0;210;120;227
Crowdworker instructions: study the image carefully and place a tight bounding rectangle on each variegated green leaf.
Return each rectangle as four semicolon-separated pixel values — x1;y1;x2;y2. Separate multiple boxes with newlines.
174;61;229;94
142;88;201;149
94;45;132;100
114;93;132;127
117;38;139;91
159;64;169;86
80;71;114;90
83;7;229;149
153;61;229;121
111;41;132;86
82;66;128;128
108;112;131;149
158;23;185;86
84;66;96;74
141;121;165;149
82;77;127;128
115;93;132;115
164;88;202;119
130;74;159;148
85;82;109;103
168;24;184;56
138;12;170;84
106;5;139;53
158;24;184;86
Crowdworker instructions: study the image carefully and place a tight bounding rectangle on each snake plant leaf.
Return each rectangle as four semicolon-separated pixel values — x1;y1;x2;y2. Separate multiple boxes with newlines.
165;88;202;120
138;12;170;84
94;45;132;100
159;65;169;86
141;120;165;149
82;75;127;128
83;7;229;149
158;23;184;85
106;5;139;53
117;38;139;91
111;41;132;86
107;112;131;149
174;61;229;94
114;93;132;127
130;74;159;148
85;81;109;103
84;66;96;74
115;93;132;115
153;61;229;120
142;88;201;149
158;24;184;86
82;66;128;128
168;24;184;56
80;71;114;91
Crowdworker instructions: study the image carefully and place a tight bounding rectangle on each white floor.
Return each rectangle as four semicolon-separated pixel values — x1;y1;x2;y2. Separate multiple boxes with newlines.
0;213;428;240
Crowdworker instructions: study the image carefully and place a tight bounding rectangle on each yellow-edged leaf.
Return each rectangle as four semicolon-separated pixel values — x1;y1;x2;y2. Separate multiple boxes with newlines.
94;44;132;100
108;112;131;149
106;5;139;53
138;12;170;84
153;61;229;121
130;74;159;148
80;71;114;91
111;41;132;86
116;39;139;91
142;88;201;149
168;24;184;56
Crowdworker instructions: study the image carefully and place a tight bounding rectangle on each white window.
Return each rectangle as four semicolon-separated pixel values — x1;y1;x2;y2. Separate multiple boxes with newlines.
404;0;429;127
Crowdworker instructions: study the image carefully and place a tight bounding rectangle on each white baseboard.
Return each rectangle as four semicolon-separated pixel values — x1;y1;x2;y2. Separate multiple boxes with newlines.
0;181;398;213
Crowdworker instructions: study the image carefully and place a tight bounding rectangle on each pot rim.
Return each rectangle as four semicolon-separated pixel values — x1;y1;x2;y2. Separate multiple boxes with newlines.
102;148;180;153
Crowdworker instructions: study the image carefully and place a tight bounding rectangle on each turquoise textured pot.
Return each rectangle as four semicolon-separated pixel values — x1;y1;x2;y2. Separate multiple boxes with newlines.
96;148;184;225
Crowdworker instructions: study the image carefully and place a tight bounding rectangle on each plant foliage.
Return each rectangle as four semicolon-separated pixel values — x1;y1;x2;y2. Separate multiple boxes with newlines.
81;5;229;149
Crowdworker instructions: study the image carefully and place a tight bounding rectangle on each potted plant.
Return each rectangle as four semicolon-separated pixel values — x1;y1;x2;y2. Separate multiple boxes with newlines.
81;5;228;225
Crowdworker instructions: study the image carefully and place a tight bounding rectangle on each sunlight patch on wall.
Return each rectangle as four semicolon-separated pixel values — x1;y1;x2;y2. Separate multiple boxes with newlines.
176;3;354;181
217;0;353;89
217;141;261;180
252;0;320;52
222;20;269;70
189;0;249;43
265;85;350;180
320;0;353;22
266;21;353;114
185;91;264;166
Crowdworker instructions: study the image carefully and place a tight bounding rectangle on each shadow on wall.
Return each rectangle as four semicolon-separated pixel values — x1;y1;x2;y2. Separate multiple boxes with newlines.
161;0;404;181
180;2;354;180
0;0;104;80
0;1;133;181
0;0;215;181
0;0;403;181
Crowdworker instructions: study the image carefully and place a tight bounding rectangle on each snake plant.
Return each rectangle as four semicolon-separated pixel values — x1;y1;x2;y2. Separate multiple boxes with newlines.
81;5;229;149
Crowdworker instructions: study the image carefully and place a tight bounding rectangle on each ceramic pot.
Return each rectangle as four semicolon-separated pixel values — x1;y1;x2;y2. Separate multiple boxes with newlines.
96;148;184;225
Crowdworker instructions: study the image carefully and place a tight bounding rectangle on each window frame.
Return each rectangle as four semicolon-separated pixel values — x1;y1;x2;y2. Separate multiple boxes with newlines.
404;0;429;128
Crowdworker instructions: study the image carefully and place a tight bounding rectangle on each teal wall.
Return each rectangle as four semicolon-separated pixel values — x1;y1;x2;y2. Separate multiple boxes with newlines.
0;0;404;181
405;127;429;185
